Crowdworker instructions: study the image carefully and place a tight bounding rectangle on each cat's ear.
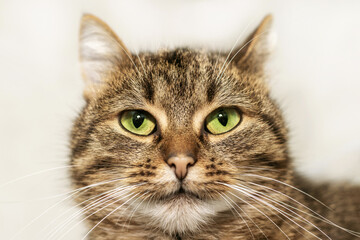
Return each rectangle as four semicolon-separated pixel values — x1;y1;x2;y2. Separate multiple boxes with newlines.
79;14;131;99
231;15;275;70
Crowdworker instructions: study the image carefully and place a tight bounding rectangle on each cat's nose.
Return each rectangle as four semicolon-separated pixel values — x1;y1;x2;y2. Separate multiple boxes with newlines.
166;154;195;180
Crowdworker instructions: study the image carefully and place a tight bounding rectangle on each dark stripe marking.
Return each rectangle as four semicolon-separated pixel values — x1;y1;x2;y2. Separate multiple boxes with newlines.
260;114;286;144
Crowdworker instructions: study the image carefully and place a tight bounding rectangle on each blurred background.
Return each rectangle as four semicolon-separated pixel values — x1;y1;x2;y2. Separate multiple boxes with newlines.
0;0;359;239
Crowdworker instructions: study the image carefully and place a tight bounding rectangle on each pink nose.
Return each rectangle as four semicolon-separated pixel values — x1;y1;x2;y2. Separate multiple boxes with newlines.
166;154;195;180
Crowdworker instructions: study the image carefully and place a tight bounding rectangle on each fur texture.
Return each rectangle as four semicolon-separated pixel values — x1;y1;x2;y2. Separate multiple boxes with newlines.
70;15;360;239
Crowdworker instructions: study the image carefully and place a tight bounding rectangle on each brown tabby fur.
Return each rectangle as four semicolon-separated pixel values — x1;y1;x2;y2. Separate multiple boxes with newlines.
70;14;360;239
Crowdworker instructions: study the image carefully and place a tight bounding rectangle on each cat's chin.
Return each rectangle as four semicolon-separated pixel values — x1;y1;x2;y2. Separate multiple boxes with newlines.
138;192;227;234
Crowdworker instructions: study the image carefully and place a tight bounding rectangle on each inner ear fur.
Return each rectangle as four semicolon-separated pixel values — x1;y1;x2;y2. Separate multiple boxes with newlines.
79;14;131;100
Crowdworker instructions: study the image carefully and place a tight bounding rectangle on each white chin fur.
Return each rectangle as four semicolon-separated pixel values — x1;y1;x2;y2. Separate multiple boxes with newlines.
139;195;226;234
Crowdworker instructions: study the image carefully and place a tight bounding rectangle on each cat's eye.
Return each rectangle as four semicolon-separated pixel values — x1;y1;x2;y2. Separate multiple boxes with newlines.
119;110;156;136
205;108;241;135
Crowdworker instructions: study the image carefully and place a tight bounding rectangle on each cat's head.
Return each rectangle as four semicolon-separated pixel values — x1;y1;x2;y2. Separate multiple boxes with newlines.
70;14;290;235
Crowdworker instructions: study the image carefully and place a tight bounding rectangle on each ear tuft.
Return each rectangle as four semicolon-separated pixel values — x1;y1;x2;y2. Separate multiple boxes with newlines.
232;14;275;68
79;14;130;99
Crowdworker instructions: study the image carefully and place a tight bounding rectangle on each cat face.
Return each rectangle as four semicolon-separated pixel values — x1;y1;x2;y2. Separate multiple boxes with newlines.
70;15;290;235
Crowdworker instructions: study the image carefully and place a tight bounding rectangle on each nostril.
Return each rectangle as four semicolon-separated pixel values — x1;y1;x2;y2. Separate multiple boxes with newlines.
185;162;193;170
187;158;195;167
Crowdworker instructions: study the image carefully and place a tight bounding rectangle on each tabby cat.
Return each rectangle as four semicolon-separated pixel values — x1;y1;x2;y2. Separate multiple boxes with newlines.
70;14;360;239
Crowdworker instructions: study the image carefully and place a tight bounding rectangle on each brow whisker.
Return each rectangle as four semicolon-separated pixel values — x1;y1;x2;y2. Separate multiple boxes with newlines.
135;51;147;77
217;30;269;83
215;19;254;82
113;40;143;78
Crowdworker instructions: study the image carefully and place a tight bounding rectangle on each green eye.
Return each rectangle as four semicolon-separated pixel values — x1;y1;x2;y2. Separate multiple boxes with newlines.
119;110;156;136
205;108;241;135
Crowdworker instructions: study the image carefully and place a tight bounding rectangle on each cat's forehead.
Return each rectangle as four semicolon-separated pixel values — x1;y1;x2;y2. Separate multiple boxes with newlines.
101;48;267;124
144;49;218;111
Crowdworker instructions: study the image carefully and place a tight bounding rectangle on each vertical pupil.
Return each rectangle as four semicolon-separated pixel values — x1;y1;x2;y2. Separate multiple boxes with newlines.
217;110;228;126
132;112;145;128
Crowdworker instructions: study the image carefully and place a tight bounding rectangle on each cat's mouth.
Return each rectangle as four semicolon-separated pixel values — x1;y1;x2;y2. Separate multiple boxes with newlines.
178;186;185;194
170;186;202;200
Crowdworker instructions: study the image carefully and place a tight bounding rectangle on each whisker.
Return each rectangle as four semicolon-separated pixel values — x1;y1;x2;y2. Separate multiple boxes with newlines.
113;40;142;78
233;184;318;239
230;184;309;240
120;191;150;229
221;191;269;240
215;19;254;82
53;189;134;240
80;192;141;240
45;189;123;239
0;165;74;189
11;178;128;240
143;190;156;212
135;51;147;77
216;181;291;240
10;187;86;240
236;166;280;173
46;184;138;240
217;191;255;240
235;183;331;240
243;174;331;210
23;178;129;204
40;186;126;238
217;30;269;83
243;181;360;237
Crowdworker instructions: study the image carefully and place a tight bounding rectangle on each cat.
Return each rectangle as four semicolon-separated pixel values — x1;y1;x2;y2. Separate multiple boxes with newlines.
69;14;360;240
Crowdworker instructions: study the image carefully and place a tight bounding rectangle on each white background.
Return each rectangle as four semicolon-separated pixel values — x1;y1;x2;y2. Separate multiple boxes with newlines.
0;0;359;239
